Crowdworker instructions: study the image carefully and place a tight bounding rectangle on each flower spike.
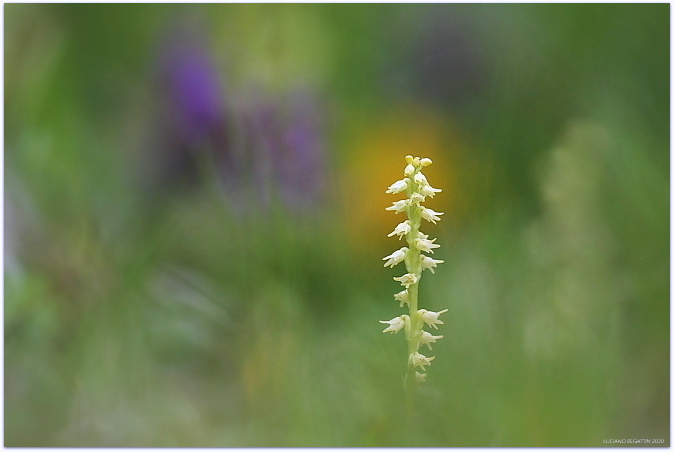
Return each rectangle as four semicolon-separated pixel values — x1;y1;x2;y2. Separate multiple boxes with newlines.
380;155;449;386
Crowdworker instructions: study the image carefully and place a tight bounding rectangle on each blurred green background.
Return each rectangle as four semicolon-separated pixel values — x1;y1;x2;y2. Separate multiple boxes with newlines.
4;4;669;447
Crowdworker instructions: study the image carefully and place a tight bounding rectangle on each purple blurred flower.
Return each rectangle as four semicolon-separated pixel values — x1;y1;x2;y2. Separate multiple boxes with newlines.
280;97;326;208
159;33;226;146
244;90;327;211
147;26;327;213
146;25;236;195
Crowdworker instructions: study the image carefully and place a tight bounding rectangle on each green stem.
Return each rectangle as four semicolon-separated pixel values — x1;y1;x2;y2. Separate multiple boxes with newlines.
403;173;423;400
405;282;420;394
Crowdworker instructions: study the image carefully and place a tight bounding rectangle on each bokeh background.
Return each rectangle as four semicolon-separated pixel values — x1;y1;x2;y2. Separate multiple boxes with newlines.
4;4;669;447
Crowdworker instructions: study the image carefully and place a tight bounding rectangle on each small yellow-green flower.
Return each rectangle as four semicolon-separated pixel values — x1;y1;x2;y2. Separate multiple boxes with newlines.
393;273;418;288
379;315;409;334
419;331;444;350
414;237;440;253
418;308;449;329
410;352;435;371
383;247;409;268
420;255;444;274
394;290;410;307
388;220;412;239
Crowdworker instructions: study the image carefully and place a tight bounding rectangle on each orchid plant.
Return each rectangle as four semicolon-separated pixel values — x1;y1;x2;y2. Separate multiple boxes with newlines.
380;155;448;391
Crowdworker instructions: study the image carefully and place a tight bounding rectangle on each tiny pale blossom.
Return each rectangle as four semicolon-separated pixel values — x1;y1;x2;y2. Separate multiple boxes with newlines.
413;172;428;186
414;237;440;253
393;273;418;288
380;315;408;334
419;184;442;198
420;255;444;274
408;193;425;206
387;220;412;239
410;352;435;371
415;372;427;383
386;178;409;194
385;199;408;214
419;158;433;167
419;331;444;350
404;164;416;176
418;308;449;329
382;247;408;268
405;155;421;166
420;207;444;224
394;289;409;307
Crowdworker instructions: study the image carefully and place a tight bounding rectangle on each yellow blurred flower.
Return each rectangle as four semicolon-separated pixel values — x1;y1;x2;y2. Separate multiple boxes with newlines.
339;105;458;249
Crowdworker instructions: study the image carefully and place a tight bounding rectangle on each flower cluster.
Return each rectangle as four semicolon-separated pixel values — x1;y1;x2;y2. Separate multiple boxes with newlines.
380;155;448;386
